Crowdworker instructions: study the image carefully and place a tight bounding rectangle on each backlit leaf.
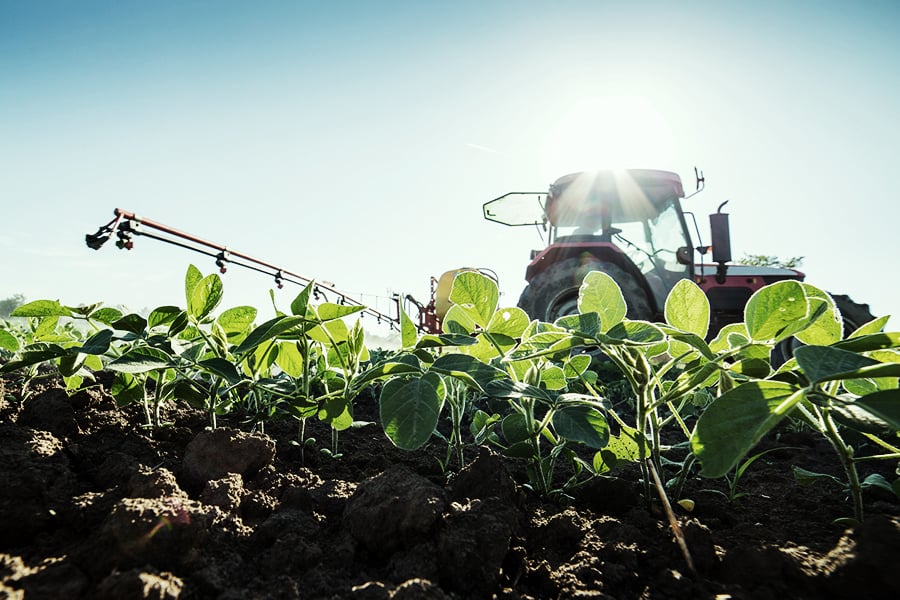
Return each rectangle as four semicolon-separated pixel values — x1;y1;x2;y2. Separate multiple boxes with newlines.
579;271;626;332
185;264;203;306
400;305;417;349
665;279;710;338
0;330;19;353
449;271;499;329
11;300;73;318
486;307;530;338
745;281;808;342
90;307;124;325
794;285;842;346
147;306;182;329
188;274;224;320
275;342;304;377
235;316;306;355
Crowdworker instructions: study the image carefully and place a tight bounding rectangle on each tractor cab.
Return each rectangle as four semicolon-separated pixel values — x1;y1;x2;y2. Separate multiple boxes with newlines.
484;170;696;317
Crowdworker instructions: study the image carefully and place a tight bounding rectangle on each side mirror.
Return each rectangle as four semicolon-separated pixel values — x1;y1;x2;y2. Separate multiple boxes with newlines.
709;202;732;264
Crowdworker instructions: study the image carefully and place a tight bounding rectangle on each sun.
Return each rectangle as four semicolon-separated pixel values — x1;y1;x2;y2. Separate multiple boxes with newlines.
540;95;675;178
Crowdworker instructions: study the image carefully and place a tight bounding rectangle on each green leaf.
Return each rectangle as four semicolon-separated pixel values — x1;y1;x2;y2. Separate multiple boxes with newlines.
486;307;530;337
691;381;804;478
414;333;478;349
275;342;304;377
217;306;257;343
198;357;242;385
470;409;501;444
555;312;601;338
606;425;648;463
552;405;609;449
607;321;665;344
794;285;842;345
58;352;86;377
185;264;203;306
111;372;143;407
78;330;113;355
308;319;349;347
320;397;354;431
794;345;881;384
709;322;749;353
400;305;417;349
541;365;567;391
861;473;898;495
315;302;365;322
830;400;895;434
107;346;175;373
578;271;626;333
833;332;900;353
850;315;890;338
234;315;306;355
290;282;314;317
352;355;424;388
744;281;808;342
10;300;73;318
0;329;19;353
665;279;710;338
854;389;900;430
658;361;721;405
89;307;124;325
448;271;499;329
792;466;844;488
147;306;181;329
485;378;555;404
501;413;531;445
34;316;59;339
379;377;442;450
0;342;68;373
188;273;224;320
662;329;715;361
112;313;148;335
563;354;592;378
443;304;477;334
430;353;507;392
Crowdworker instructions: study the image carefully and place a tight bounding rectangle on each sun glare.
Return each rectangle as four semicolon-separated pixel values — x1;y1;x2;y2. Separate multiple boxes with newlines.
540;95;675;178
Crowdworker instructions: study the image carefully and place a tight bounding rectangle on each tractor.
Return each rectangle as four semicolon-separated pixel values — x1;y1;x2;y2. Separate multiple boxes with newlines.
482;169;873;342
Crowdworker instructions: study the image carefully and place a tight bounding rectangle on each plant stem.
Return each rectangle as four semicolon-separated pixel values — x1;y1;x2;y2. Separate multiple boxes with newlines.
821;408;864;522
648;459;696;574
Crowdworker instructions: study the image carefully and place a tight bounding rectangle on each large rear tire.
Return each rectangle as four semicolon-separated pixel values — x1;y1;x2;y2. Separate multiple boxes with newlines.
832;294;876;336
519;257;653;323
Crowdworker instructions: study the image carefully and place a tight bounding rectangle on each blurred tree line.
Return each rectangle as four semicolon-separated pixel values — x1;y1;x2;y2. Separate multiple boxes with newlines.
0;294;25;318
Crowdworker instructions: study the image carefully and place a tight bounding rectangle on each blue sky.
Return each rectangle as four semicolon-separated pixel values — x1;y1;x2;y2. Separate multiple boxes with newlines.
2;0;898;335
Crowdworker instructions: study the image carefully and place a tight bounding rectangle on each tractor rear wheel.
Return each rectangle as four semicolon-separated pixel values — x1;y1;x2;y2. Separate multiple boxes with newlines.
519;257;653;323
832;294;876;336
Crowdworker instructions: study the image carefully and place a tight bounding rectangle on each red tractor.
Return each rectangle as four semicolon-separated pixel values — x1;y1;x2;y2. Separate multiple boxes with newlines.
483;169;873;338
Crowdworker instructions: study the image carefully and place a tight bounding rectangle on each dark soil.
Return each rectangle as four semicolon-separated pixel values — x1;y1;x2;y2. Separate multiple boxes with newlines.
1;373;899;599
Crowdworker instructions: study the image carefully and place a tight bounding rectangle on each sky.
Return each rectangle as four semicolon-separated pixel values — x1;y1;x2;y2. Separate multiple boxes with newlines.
2;0;899;341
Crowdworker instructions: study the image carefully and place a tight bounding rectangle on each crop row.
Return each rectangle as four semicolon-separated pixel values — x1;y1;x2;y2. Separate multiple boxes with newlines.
1;265;899;528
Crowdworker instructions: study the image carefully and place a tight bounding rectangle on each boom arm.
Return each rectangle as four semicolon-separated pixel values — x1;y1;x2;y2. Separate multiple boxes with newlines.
86;208;405;330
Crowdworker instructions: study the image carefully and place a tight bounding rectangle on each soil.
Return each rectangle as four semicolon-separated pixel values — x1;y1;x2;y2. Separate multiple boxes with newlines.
1;372;899;600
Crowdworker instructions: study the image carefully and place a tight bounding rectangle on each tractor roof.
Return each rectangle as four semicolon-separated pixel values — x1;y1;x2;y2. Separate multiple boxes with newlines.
547;169;684;227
